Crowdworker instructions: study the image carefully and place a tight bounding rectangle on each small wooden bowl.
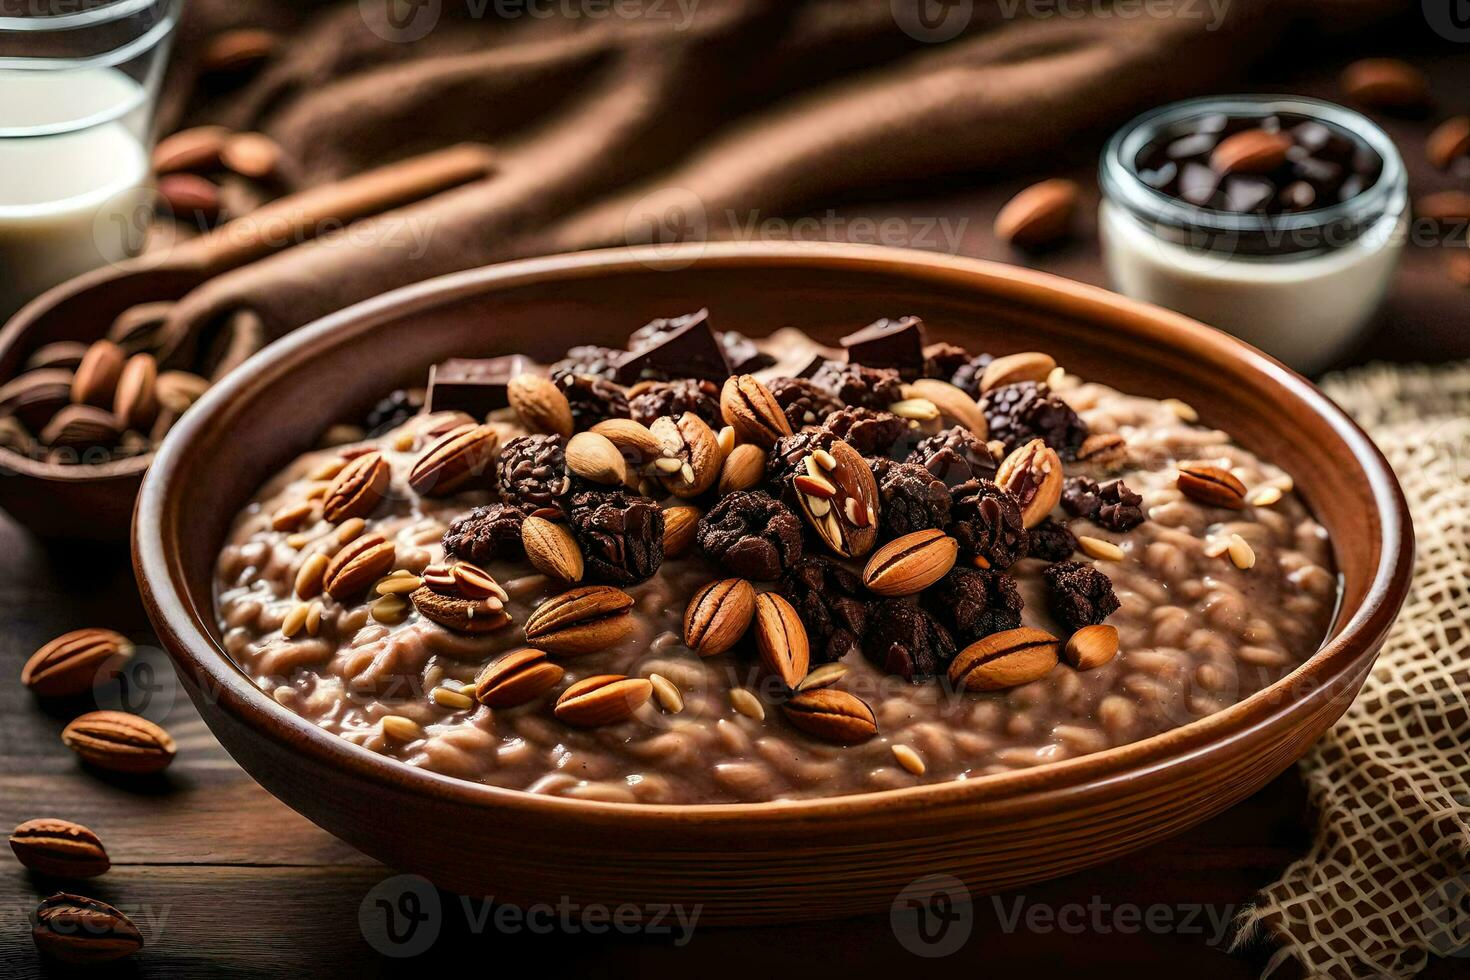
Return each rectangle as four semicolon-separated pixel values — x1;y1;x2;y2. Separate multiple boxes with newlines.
134;243;1412;923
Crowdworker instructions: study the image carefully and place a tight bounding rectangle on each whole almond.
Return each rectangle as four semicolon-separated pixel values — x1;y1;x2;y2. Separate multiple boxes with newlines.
753;592;809;688
1340;58;1430;110
10;819;110;878
220;131;281;180
21;628;133;698
861;529;959;597
60;711;176;774
781;688;878;744
1210;129;1293;175
152;125;228;174
508;374;574;438
322;451;391;523
949;627;1060;692
902;379;987;438
720;375;792;448
71;340;125;408
996;438;1063;528
1064;624;1119;670
590;418;662;463
650;412;720;498
521;515;584;583
554;674;652;727
32;893;143;964
795;439;880;558
157;172;221;220
1176;463;1247;509
980;351;1056;392
41;406;119;451
717;443;766;495
409;586;511;634
662;505;701;557
524;585;635;655
994;178;1078;248
565;431;627;485
324;533;395;600
408;423;498;496
1427;116;1470;171
683;578;756;657
112;353;158;431
474;648;564;708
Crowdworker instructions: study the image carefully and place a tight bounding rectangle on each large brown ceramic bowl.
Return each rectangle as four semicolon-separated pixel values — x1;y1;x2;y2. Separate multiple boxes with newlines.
134;243;1412;923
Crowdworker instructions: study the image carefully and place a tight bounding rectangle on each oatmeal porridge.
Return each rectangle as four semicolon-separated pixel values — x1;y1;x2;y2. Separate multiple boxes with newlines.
214;312;1337;804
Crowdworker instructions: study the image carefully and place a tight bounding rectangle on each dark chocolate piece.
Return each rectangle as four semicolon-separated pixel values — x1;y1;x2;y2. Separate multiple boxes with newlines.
425;356;538;416
614;309;731;383
840;316;926;378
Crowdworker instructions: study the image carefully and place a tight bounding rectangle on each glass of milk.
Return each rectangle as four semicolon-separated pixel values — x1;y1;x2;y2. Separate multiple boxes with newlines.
0;0;183;322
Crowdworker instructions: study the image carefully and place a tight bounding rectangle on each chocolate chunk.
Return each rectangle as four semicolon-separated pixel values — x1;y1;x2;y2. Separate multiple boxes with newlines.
1026;517;1077;561
863;600;956;682
921;566;1023;645
443;502;529;564
779;556;869;664
878;461;952;538
821;407;913;458
696;490;803;580
568;489;664;585
840;315;926;379
615;309;731;383
948;479;1029;571
719;330;775;373
1044;560;1120;629
425;356;537;416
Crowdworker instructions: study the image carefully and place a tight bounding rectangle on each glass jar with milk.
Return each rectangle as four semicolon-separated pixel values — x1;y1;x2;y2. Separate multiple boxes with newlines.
0;0;182;322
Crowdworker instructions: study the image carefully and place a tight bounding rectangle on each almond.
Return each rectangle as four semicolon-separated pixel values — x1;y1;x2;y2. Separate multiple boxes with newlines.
152;125;228;174
1065;624;1119;670
1416;190;1470;224
474;648;565;708
154;370;210;414
752;592;810;688
683;578;756;657
662;505;701;557
407;423;498;496
565;431;627;485
112;353;158;431
996;438;1063;528
781;688;878;744
107;302;171;355
980;351;1057;392
523;585;634;655
10;819;110;878
409;586;511;634
508;374;574;438
720;375;792;448
1176;463;1247;509
323;533;395;600
1427;116;1470;171
994;178;1078;248
70;340;125;408
794;439;880;558
650;412;720;498
220;131;281;180
861;529;959;597
717;442;766;495
590;418;662;463
1340;58;1430;110
521;515;584;583
554;674;652;727
21;628;133;698
157;172;221;220
1209;129;1293;175
321;451;390;523
201;27;279;73
60;711;176;774
901;379;987;438
32;893;143;964
948;627;1060;692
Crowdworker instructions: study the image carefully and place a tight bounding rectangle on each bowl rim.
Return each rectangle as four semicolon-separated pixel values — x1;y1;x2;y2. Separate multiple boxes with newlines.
133;241;1413;825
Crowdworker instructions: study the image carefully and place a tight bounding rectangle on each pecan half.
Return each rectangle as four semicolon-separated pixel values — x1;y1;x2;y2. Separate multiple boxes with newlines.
720;374;792;448
21;628;133;698
410;586;511;634
322;451;391;523
793;439;880;558
753;592;810;688
10;819;110;878
523;585;635;655
781;688;878;744
60;711;176;774
474;648;565;707
407;423;499;496
947;627;1060;692
683;577;756;657
32;893;143;964
996;438;1063;528
1176;463;1247;509
323;533;395;600
861;529;959;597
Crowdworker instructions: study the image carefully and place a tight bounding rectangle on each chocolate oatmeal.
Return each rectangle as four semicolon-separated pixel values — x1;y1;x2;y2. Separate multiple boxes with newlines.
214;314;1336;804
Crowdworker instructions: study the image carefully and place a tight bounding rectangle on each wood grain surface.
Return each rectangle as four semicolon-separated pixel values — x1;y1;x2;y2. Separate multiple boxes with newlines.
2;24;1466;977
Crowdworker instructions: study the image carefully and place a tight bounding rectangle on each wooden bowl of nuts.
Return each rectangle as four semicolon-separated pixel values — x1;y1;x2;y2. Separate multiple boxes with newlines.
134;243;1411;922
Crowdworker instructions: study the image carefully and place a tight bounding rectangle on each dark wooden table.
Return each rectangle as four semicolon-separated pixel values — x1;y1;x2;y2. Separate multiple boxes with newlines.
3;23;1464;979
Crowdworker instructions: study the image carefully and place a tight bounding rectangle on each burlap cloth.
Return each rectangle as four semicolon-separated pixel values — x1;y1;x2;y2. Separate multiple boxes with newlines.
159;2;1469;975
1236;363;1470;978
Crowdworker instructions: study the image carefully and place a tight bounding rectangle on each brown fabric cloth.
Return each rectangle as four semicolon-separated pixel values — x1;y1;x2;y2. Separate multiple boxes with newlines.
159;0;1405;361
